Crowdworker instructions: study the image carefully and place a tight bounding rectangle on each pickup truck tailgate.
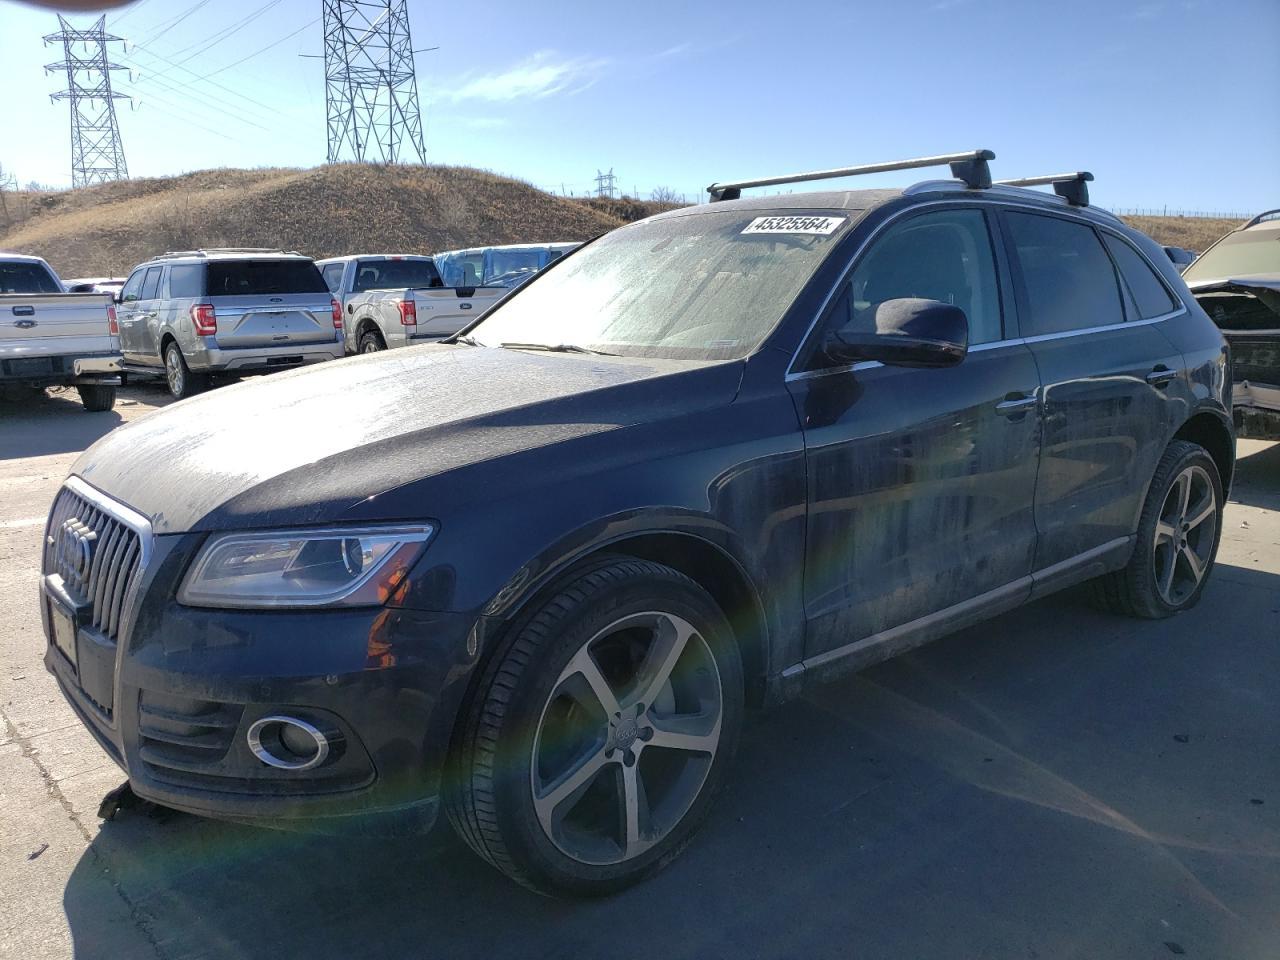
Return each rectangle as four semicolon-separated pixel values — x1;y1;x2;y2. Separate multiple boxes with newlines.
1;293;114;348
412;287;506;338
211;295;336;348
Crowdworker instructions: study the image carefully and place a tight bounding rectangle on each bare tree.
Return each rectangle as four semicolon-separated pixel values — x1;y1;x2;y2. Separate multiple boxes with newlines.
0;163;16;229
650;185;683;205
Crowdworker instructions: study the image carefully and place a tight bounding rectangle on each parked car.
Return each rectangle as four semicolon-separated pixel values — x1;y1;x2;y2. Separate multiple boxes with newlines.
66;277;126;298
114;248;344;399
41;151;1233;898
1163;246;1197;272
0;253;122;411
1182;210;1280;439
315;253;500;353
434;242;579;290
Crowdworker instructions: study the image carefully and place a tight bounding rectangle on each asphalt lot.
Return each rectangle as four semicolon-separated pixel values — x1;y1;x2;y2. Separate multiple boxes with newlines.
2;384;1279;960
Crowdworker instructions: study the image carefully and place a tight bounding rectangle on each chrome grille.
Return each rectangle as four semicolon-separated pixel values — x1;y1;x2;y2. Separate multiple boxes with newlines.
44;480;149;643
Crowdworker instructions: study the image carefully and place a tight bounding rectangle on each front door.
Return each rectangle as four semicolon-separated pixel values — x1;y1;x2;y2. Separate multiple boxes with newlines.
115;269;145;360
787;206;1042;658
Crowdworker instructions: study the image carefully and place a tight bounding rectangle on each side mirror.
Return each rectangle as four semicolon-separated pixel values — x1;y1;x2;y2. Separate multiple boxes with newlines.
824;298;968;368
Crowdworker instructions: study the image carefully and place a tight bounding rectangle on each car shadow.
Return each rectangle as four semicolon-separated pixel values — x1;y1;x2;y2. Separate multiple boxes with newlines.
0;386;169;460
1229;440;1280;511
62;563;1280;960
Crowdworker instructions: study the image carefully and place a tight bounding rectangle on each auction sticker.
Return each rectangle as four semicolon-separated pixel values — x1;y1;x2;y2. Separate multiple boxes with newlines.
742;215;846;236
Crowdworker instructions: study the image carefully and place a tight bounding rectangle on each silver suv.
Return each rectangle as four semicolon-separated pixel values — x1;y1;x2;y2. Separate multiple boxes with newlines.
115;249;343;398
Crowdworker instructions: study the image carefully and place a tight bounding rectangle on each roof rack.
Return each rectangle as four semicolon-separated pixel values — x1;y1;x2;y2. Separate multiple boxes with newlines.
995;172;1093;207
148;247;302;260
706;149;995;202
1243;209;1280;228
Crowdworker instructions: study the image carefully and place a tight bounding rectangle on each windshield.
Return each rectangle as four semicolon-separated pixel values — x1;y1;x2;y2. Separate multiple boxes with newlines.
1183;226;1280;282
0;261;61;294
466;211;850;360
487;249;544;285
354;258;442;291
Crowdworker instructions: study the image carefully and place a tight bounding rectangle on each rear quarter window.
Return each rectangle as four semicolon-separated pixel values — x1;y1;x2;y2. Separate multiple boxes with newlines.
1103;234;1178;319
205;260;329;296
167;264;205;299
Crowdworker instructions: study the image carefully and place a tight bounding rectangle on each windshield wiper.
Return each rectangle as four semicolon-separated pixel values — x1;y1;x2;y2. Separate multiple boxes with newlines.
453;334;482;346
499;341;615;356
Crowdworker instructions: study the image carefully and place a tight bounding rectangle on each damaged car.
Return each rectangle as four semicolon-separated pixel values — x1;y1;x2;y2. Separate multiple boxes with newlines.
1183;209;1280;438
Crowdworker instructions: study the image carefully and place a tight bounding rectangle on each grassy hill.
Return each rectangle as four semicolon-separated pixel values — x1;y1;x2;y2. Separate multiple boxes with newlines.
0;163;1241;278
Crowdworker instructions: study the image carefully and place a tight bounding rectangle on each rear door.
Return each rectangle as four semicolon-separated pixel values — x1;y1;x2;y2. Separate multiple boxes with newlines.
206;259;334;348
1000;210;1186;572
788;205;1043;656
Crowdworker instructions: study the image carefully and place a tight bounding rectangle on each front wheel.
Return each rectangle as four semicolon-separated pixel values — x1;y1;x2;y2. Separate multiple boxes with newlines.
76;384;117;412
1093;440;1223;618
448;558;744;897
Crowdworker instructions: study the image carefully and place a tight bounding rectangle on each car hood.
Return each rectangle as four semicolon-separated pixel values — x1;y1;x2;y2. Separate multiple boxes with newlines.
1187;275;1280;333
1186;273;1280;295
73;346;744;533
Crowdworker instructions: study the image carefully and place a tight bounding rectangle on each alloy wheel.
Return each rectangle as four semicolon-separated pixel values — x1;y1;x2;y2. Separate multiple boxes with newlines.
1153;464;1217;605
165;348;184;396
530;611;723;866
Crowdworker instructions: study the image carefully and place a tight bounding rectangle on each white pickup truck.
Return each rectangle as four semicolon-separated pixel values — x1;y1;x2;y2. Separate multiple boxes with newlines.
317;253;506;354
0;254;123;411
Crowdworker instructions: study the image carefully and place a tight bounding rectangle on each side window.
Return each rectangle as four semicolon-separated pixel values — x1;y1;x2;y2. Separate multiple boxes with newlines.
140;266;163;301
168;264;204;299
809;208;1003;365
1103;234;1178;320
1005;212;1124;336
119;270;144;303
321;263;345;294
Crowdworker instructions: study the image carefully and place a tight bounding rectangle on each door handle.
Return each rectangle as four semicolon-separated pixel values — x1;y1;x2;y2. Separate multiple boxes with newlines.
995;393;1038;417
1146;366;1177;387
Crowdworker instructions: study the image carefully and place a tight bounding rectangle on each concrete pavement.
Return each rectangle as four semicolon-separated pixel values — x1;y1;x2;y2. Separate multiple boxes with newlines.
2;385;1278;959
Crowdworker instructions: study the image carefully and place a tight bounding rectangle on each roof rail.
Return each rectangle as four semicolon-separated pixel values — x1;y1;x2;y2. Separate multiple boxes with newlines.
707;149;996;202
148;247;301;260
1243;208;1280;228
995;172;1093;207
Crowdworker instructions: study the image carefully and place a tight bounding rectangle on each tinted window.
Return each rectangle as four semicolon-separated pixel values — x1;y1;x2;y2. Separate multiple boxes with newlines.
321;263;344;293
119;270;144;303
353;258;442;292
168;264;205;299
140;267;163;301
0;261;61;294
1005;212;1124;335
810;208;1003;360
204;259;328;296
1103;234;1177;319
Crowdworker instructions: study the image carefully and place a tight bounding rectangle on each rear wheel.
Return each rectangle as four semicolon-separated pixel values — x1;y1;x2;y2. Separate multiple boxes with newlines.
359;330;386;354
76;384;116;412
448;558;743;897
164;342;207;400
1093;440;1223;618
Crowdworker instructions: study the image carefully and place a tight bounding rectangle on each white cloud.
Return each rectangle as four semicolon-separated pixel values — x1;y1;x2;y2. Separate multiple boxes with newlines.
442;52;608;103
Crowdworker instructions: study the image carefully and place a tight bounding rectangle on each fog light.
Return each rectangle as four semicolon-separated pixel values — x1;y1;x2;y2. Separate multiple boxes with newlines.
246;716;330;771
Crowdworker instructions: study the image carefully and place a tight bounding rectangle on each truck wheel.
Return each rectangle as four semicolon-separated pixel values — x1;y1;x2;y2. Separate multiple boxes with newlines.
359;330;386;354
76;385;117;412
164;342;207;399
1092;440;1223;619
448;558;743;897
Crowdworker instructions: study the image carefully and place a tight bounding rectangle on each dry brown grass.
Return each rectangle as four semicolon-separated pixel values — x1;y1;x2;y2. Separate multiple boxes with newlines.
0;164;628;277
1120;215;1241;252
0;165;1247;277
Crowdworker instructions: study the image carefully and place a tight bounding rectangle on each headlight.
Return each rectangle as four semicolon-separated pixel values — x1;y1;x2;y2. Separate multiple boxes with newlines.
177;525;436;609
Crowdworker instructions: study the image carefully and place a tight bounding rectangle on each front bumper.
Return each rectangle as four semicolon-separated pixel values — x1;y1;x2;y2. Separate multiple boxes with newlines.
41;537;480;835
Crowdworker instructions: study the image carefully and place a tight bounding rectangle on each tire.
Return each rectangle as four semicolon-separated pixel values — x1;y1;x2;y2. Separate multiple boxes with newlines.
447;558;744;897
358;330;386;354
163;342;207;400
76;384;116;412
1092;440;1224;619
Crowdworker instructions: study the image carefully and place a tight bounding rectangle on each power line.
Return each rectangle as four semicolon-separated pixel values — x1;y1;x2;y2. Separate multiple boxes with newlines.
124;42;288;120
136;0;212;46
44;15;130;188
167;0;284;62
201;17;321;80
109;0;155;28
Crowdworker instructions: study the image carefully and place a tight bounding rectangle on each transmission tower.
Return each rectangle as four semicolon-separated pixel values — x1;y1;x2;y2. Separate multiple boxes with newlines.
595;168;617;199
44;15;130;188
323;0;426;164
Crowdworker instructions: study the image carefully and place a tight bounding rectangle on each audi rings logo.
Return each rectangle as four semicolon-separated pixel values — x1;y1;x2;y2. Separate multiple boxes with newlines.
57;519;97;592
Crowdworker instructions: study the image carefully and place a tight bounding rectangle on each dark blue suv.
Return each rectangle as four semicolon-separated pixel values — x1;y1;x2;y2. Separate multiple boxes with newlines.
42;151;1233;896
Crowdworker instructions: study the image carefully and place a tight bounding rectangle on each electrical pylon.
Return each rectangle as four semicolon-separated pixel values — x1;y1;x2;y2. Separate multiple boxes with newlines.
322;0;426;164
44;15;130;188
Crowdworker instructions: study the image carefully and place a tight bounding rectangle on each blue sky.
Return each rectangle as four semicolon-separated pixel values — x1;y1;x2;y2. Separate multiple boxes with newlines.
1;0;1277;210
